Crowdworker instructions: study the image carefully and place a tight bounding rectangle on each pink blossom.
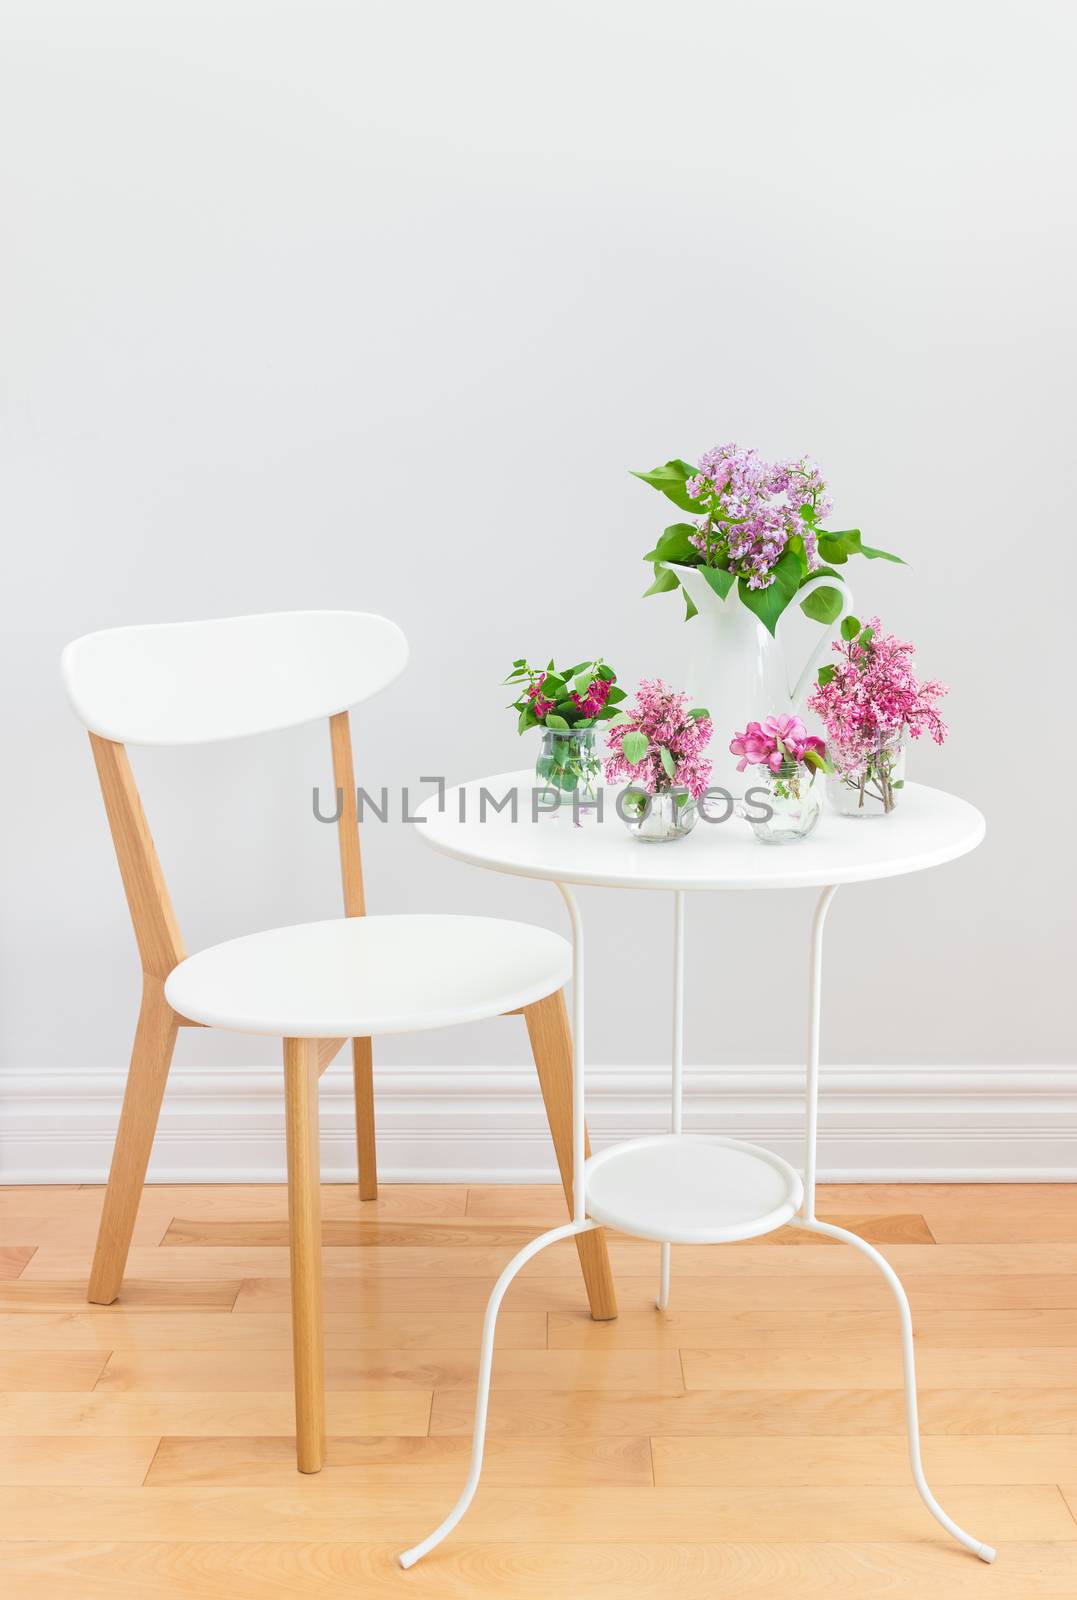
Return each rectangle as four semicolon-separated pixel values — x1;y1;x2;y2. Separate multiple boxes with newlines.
604;679;713;800
730;716;828;775
807;617;948;768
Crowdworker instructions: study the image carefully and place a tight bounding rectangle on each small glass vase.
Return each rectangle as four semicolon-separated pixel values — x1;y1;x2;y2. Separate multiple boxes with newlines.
534;727;601;809
746;762;821;845
621;786;697;843
827;731;906;818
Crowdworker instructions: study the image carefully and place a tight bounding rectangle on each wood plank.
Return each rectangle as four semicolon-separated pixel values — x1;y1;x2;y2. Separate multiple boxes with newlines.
683;1346;1077;1391
0;1246;35;1278
232;1274;607;1314
0;1310;546;1351
0;1214;172;1248
3;1541;1077;1600
9;1539;1077;1600
0;1483;1066;1542
160;1218;561;1248
75;1183;469;1220
94;1347;686;1394
35;1240;1076;1282
0;1436;160;1486
550;1306;1077;1348
0;1352;110;1390
0;1391;432;1436
234;1270;1077;1315
652;1433;1077;1486
146;1434;653;1487
431;1385;1077;1436
0;1279;240;1311
926;1207;1077;1244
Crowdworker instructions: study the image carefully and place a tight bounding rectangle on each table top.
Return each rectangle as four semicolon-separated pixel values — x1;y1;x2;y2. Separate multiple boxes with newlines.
415;771;985;892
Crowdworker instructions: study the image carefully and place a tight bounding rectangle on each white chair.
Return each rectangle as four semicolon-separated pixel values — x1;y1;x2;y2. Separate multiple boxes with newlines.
62;610;616;1472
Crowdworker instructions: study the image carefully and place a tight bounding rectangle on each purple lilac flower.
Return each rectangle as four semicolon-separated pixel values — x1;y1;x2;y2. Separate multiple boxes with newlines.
686;443;833;589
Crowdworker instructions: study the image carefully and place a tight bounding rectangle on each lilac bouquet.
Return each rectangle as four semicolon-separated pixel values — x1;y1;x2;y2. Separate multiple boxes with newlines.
635;441;901;635
808;616;948;814
604;680;713;798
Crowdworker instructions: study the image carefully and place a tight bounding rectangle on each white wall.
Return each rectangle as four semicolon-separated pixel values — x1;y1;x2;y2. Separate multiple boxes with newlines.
1;2;1073;1171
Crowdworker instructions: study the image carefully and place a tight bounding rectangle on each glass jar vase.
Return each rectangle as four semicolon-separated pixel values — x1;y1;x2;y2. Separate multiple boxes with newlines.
534;727;601;807
826;731;906;818
621;786;698;843
746;762;821;845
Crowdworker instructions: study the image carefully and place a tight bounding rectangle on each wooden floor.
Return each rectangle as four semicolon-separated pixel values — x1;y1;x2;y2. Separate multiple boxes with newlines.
2;1183;1077;1597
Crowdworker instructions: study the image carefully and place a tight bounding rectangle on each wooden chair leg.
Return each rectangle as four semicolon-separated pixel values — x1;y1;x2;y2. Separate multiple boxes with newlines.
352;1036;377;1200
524;990;618;1321
283;1037;326;1473
88;978;179;1305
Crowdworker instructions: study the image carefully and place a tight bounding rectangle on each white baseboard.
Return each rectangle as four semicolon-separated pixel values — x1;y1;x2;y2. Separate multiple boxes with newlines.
2;1063;1075;1183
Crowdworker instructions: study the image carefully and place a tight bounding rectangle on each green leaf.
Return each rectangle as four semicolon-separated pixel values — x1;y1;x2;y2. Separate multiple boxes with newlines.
621;730;649;765
545;713;569;730
595;663;615;682
630;459;701;514
736;549;803;637
683;586;698;620
819;528;905;565
606;710;631;727
858;625;874;650
572;670;593;695
816;536;849;565
688;707;709;720
643;562;681;598
643;522;699;566
840;615;862;641
604;685;627;704
700;566;735;600
659;746;677;781
816;664;836;686
799;585;844;624
786;532;810;577
516;706;536;735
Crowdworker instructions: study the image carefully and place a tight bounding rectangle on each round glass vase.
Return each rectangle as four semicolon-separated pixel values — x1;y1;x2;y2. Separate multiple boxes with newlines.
826;731;906;819
534;726;601;812
621;786;698;843
746;761;821;846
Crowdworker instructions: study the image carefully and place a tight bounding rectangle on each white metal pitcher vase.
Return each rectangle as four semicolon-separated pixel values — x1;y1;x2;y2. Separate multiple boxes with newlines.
668;563;855;793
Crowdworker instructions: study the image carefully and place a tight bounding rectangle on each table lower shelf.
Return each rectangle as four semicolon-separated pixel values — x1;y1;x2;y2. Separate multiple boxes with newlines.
584;1133;803;1244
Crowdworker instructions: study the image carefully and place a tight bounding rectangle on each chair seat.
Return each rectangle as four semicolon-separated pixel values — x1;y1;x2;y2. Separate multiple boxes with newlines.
163;914;571;1037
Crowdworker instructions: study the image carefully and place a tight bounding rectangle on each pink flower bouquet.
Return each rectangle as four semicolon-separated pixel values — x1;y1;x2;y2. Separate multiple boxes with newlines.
807;616;947;816
605;680;713;841
604;680;713;798
729;715;828;844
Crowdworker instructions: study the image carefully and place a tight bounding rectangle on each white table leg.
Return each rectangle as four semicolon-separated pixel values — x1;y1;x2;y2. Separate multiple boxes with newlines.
657;890;686;1312
795;884;996;1563
399;879;589;1568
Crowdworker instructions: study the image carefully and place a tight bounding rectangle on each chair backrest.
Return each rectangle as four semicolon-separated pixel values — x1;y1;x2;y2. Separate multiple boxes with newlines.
62;611;407;985
61;610;408;745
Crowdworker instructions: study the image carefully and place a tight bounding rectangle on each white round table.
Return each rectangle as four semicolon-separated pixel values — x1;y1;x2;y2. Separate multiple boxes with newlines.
400;774;995;1569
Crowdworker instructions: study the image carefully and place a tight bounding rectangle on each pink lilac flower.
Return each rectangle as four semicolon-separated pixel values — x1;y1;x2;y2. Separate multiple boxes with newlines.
604;679;713;800
807;617;948;767
685;443;833;588
730;714;826;773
